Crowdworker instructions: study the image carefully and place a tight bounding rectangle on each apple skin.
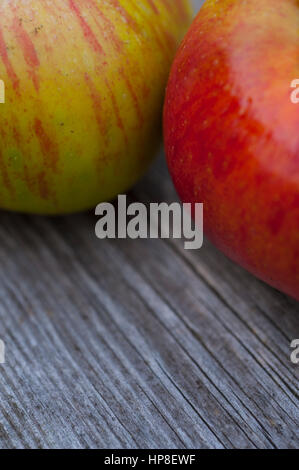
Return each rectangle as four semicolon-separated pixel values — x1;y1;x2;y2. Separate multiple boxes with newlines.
164;0;299;301
0;0;192;214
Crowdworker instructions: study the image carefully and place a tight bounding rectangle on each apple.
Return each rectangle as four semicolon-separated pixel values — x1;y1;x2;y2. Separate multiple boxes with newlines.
164;0;299;301
0;0;192;214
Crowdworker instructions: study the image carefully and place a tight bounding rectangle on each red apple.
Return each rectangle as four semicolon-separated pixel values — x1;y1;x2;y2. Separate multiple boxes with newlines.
164;0;299;301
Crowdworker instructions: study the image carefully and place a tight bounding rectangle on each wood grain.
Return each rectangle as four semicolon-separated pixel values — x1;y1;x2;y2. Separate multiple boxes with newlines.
0;0;298;449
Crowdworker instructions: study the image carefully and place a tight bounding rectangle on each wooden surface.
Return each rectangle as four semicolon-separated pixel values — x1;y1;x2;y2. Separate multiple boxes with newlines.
0;0;298;449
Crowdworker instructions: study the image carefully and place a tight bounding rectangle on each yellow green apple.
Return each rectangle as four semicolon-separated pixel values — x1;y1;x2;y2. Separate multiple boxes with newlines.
0;0;192;213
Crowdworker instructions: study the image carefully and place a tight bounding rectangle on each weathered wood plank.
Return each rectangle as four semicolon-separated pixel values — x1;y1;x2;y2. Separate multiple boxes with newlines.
0;0;298;449
0;151;298;449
